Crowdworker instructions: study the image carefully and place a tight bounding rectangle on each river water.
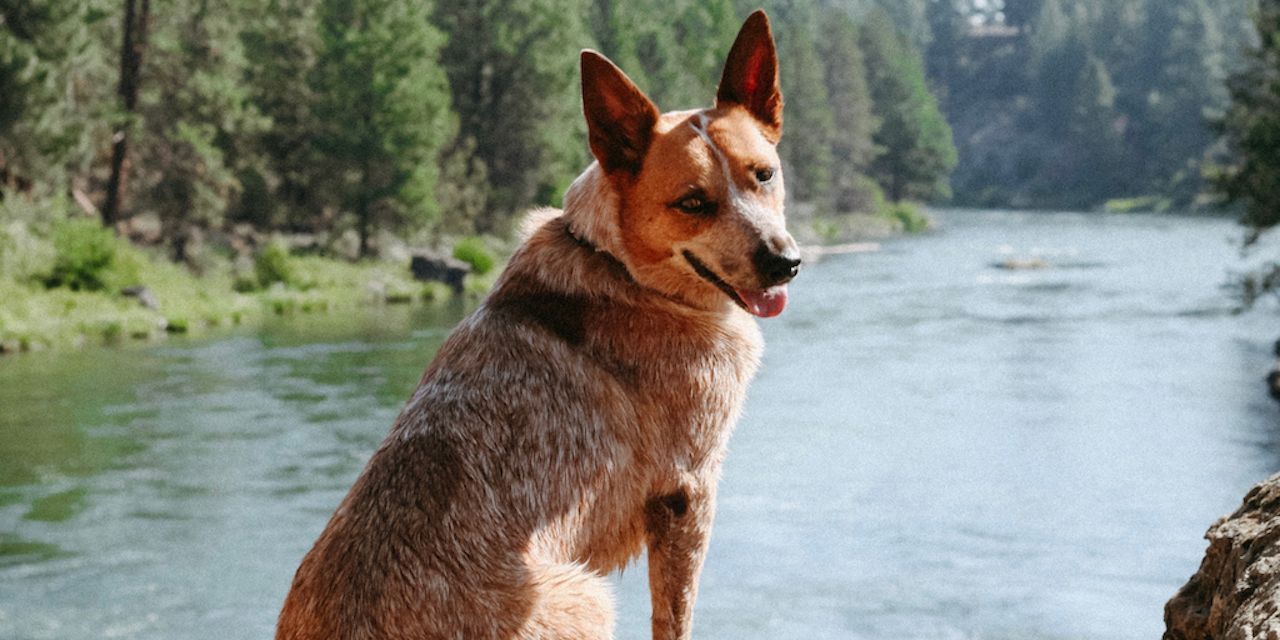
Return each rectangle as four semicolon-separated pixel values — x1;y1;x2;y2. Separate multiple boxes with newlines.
2;210;1278;639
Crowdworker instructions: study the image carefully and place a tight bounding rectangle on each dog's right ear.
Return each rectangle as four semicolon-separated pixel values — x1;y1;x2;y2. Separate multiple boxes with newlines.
581;50;660;176
716;10;782;142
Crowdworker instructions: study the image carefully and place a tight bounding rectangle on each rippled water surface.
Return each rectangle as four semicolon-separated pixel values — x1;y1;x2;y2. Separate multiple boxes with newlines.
2;210;1278;639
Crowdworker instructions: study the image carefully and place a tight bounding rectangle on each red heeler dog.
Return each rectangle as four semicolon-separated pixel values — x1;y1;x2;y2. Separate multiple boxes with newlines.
277;10;800;640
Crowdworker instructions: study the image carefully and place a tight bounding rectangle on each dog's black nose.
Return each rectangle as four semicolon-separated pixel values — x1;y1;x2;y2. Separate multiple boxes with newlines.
754;243;802;286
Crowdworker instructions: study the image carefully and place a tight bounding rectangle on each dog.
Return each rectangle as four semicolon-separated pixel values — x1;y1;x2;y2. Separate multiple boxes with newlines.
277;10;799;640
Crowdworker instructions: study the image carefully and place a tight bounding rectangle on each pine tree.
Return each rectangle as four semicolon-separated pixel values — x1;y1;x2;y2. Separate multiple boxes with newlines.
876;0;932;53
771;1;835;203
924;0;963;103
817;6;880;212
1142;0;1229;204
859;6;956;203
129;0;270;260
0;0;117;203
1213;0;1280;243
1066;54;1126;202
589;0;738;111
238;0;323;231
1003;0;1045;30
102;0;149;229
433;0;592;234
1033;32;1088;140
310;0;453;257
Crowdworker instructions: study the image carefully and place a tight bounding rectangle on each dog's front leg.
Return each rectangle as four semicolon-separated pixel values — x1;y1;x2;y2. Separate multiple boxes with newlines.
644;486;715;640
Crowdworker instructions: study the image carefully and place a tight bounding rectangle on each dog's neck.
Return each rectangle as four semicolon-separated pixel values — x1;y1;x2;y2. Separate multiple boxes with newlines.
563;222;597;252
563;218;636;287
561;164;627;255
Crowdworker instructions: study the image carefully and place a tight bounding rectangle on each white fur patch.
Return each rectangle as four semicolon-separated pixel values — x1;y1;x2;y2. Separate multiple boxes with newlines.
562;165;626;259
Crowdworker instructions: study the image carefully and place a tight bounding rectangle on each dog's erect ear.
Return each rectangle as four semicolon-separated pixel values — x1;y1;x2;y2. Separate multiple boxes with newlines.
581;50;660;176
716;10;782;141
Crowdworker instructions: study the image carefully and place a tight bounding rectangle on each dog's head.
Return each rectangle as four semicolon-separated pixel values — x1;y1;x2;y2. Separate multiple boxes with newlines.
565;10;800;318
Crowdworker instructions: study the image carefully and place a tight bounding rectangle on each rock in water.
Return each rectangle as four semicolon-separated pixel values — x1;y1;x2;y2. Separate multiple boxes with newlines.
1165;472;1280;640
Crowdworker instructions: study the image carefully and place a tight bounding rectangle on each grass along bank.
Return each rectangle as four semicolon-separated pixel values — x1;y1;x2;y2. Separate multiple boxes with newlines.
788;198;933;247
0;207;502;355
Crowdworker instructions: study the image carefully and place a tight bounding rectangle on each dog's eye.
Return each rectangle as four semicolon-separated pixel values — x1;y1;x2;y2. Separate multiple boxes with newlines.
755;167;775;183
676;197;714;215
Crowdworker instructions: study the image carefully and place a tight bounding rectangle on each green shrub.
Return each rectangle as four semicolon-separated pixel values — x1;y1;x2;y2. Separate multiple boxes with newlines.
45;218;117;291
255;242;294;288
885;201;932;234
233;274;259;292
420;281;453;303
452;236;495;276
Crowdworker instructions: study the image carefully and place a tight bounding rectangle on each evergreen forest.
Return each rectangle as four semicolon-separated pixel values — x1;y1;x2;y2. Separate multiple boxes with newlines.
1;0;958;265
0;0;1269;266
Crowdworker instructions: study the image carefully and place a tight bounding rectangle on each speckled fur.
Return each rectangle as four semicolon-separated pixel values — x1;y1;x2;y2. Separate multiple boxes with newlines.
277;11;793;640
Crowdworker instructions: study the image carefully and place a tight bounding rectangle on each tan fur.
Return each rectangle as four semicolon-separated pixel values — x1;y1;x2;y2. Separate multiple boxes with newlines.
277;11;798;640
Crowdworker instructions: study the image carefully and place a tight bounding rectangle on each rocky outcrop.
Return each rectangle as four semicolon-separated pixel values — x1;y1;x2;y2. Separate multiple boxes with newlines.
1165;472;1280;640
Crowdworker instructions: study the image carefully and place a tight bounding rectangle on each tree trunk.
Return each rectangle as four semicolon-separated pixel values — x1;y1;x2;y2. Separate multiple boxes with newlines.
358;200;371;259
103;0;150;230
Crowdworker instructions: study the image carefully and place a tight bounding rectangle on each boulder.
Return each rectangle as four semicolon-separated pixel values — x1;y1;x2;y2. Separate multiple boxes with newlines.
410;250;470;294
1165;472;1280;640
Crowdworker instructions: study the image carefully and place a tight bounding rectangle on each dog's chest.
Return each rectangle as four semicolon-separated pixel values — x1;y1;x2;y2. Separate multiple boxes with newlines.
586;304;763;459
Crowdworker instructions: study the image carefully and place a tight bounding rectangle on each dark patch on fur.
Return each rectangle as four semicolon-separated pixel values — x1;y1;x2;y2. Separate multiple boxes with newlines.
646;489;691;522
660;492;689;517
494;292;588;346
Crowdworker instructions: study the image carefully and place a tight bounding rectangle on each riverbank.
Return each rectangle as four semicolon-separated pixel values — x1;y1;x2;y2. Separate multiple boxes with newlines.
0;216;502;355
0;199;926;356
787;199;933;246
0;261;492;356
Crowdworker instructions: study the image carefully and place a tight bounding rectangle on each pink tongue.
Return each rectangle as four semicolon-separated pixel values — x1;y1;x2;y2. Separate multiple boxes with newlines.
735;284;788;318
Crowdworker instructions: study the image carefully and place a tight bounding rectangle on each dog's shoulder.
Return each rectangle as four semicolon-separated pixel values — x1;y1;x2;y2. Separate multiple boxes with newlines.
495;212;764;375
483;210;634;342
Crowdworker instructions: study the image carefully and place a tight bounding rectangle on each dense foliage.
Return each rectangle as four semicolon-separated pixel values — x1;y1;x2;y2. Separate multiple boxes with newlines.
894;0;1251;210
0;0;955;267
1215;0;1280;239
1212;0;1280;305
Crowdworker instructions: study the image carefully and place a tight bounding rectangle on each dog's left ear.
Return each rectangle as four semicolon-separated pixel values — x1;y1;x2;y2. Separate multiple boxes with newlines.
582;50;661;176
716;10;783;142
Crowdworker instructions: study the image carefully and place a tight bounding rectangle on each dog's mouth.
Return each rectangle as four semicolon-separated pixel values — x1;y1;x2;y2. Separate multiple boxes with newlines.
683;251;788;318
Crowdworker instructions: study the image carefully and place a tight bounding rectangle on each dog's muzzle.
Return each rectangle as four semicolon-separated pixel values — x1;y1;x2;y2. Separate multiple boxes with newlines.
754;242;801;288
684;242;801;318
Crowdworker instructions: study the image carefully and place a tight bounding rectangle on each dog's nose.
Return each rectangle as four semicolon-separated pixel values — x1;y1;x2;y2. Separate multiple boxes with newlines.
754;242;802;286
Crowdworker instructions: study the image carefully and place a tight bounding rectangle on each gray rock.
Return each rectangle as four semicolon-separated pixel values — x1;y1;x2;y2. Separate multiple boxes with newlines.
1165;472;1280;640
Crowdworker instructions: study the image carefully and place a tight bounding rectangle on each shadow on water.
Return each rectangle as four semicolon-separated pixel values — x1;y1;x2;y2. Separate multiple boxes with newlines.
1;211;1279;640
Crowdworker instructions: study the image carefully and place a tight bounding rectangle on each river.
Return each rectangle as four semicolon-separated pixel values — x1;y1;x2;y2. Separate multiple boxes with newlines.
1;209;1278;639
